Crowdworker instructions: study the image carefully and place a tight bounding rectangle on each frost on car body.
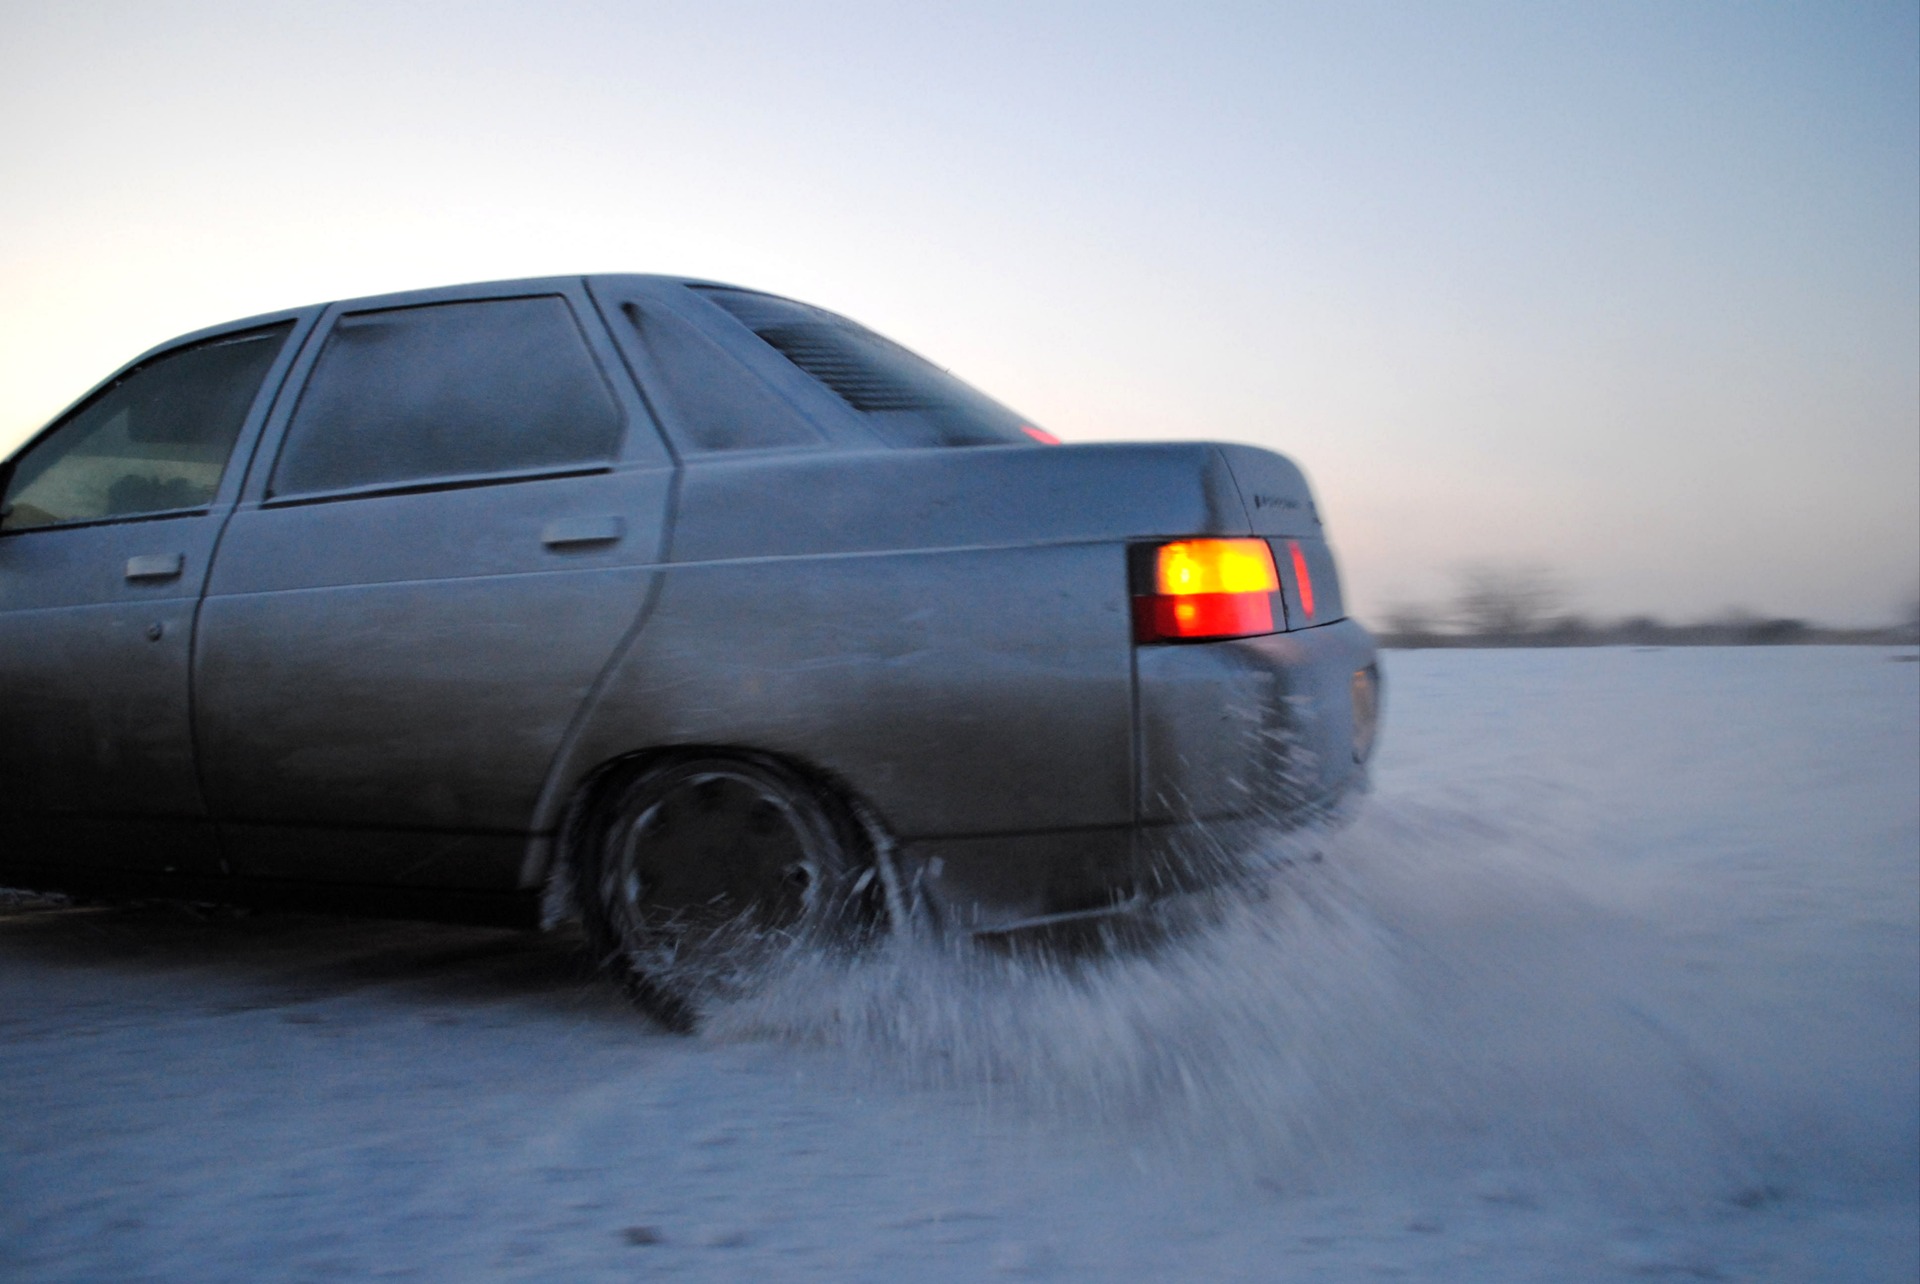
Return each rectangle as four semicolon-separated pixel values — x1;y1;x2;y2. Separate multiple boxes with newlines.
0;274;1379;964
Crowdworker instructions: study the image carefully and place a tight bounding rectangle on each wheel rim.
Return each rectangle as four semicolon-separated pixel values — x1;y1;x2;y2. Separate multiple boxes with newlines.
610;767;826;944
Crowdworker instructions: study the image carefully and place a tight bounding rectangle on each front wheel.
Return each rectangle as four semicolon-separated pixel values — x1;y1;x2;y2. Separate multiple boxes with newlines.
576;755;881;1031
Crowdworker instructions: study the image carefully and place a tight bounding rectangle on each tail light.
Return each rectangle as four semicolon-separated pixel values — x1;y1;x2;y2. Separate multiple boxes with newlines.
1287;539;1315;618
1131;539;1281;643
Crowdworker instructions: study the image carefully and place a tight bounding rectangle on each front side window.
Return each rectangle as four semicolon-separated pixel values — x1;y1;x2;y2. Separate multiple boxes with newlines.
1;325;291;533
694;287;1049;449
270;296;623;499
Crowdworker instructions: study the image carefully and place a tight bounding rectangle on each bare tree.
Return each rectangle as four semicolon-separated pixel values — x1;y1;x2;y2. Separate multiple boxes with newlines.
1380;601;1439;640
1451;563;1567;638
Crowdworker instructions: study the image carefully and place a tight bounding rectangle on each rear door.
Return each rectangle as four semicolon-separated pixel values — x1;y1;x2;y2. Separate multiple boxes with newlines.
0;319;306;879
195;281;674;891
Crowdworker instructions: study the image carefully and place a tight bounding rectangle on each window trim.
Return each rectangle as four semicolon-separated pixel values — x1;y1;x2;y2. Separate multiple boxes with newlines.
259;462;614;509
0;504;215;539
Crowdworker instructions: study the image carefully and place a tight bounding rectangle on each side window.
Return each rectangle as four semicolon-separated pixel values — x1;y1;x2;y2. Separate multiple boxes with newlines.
270;296;623;499
621;303;820;452
0;325;292;533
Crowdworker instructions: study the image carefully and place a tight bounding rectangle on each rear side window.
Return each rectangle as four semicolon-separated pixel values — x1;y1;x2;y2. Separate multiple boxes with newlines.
2;325;291;532
621;303;820;452
270;296;622;498
694;287;1048;449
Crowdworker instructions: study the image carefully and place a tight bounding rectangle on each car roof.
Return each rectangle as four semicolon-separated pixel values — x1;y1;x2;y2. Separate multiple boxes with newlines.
313;274;751;314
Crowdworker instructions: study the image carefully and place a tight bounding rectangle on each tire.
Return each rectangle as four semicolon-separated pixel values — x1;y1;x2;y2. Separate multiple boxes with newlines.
576;754;880;1031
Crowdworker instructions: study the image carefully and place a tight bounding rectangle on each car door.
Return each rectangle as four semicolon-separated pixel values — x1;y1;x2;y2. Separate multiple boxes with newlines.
0;317;308;880
194;281;674;892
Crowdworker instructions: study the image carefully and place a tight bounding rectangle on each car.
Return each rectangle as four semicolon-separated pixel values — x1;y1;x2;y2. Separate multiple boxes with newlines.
0;274;1379;1022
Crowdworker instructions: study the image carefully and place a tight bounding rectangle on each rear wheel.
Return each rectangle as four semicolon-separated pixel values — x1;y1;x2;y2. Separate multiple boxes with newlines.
577;755;879;1031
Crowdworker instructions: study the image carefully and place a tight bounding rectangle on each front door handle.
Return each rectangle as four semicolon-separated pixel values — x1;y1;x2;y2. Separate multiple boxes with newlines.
125;553;184;582
541;516;625;549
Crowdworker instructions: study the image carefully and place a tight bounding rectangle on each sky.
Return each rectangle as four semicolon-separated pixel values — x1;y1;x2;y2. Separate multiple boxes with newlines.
2;0;1915;626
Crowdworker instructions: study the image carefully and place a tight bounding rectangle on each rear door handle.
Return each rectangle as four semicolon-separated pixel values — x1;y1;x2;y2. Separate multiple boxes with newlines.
541;516;625;549
125;553;185;582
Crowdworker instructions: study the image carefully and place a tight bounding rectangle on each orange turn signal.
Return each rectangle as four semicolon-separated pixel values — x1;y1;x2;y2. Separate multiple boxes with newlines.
1133;539;1281;642
1155;539;1279;596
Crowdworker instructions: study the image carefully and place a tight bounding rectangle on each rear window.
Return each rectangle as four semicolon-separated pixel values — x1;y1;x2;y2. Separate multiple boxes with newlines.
693;287;1050;449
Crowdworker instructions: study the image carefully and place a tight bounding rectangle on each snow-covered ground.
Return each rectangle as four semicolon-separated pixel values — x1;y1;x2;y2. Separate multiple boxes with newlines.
3;647;1915;1282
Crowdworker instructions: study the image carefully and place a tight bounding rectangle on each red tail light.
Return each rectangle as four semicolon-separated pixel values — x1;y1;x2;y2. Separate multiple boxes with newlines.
1132;539;1280;642
1287;539;1315;619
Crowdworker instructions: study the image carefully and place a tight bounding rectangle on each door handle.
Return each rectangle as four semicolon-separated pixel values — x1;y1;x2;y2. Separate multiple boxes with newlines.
125;553;185;582
541;516;625;549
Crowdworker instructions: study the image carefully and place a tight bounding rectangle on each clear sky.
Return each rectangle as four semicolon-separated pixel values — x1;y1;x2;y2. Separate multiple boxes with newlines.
3;0;1915;626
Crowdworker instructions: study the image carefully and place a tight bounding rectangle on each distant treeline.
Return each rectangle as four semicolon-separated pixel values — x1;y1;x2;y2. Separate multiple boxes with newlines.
1375;616;1918;649
1375;564;1920;649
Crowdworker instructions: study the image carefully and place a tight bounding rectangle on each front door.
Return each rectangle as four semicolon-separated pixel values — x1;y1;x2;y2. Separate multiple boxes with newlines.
0;320;303;880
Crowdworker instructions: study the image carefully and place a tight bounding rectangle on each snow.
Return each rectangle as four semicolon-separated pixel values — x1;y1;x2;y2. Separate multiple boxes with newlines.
2;646;1915;1282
